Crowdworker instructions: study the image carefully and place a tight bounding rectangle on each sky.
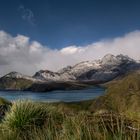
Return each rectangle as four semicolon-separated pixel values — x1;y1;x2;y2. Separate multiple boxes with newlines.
0;0;140;76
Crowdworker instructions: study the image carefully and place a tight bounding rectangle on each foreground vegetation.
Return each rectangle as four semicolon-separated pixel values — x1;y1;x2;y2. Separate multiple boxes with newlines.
0;100;140;140
0;70;140;139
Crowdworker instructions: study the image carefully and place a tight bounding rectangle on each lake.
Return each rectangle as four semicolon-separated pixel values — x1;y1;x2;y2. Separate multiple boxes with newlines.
0;87;105;102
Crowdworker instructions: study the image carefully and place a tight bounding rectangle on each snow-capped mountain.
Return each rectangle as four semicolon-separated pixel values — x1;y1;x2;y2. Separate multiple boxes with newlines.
0;71;42;90
33;60;102;81
0;54;140;91
33;70;61;81
3;72;38;82
33;54;140;83
2;53;136;84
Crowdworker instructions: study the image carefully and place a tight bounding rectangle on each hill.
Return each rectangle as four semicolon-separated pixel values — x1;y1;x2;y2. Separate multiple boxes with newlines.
59;70;140;118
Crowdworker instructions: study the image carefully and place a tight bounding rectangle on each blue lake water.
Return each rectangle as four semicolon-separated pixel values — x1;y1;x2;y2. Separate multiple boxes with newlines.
0;87;105;102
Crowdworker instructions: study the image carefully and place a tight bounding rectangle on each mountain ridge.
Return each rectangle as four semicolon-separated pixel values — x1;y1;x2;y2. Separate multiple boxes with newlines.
0;54;140;92
33;54;140;82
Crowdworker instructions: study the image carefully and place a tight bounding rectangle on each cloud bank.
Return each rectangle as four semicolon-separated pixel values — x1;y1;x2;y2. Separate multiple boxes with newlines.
0;30;140;76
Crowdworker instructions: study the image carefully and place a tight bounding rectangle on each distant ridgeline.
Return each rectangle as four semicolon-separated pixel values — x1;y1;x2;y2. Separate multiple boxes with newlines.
0;54;140;92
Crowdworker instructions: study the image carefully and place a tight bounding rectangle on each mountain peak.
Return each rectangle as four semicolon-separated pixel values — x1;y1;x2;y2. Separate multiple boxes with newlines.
101;54;119;65
33;70;61;81
103;53;115;58
3;71;38;82
4;71;24;78
101;54;135;66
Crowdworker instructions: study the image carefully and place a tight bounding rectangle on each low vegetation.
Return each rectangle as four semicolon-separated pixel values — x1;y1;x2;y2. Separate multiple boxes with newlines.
0;100;140;140
0;71;140;139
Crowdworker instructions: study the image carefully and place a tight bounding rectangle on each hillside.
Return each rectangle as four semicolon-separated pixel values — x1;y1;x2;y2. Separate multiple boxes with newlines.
0;72;35;90
101;71;140;113
59;71;140;118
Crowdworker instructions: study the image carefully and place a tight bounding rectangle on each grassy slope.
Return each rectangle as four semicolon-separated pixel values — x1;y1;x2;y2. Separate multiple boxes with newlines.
90;71;140;112
57;71;140;118
0;77;33;90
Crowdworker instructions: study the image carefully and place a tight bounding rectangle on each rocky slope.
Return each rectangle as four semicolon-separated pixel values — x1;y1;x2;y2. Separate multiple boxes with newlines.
0;54;140;91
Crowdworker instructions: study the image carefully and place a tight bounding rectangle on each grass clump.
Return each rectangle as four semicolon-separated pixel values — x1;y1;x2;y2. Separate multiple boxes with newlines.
1;100;59;139
2;100;53;130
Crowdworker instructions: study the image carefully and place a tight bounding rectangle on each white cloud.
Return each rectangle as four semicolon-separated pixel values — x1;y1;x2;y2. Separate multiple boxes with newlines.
18;5;35;25
60;46;85;55
0;30;140;76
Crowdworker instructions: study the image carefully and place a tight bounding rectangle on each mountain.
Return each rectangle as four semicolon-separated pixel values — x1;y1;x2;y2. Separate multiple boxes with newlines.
0;72;88;91
0;72;38;90
0;54;140;92
33;54;140;83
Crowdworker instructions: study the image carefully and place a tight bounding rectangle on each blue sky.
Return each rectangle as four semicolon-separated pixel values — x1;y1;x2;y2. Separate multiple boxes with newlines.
0;0;140;49
0;0;140;75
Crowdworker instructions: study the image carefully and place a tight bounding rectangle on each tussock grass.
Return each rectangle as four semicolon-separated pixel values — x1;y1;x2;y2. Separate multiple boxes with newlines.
0;100;140;140
0;100;59;139
3;101;46;129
